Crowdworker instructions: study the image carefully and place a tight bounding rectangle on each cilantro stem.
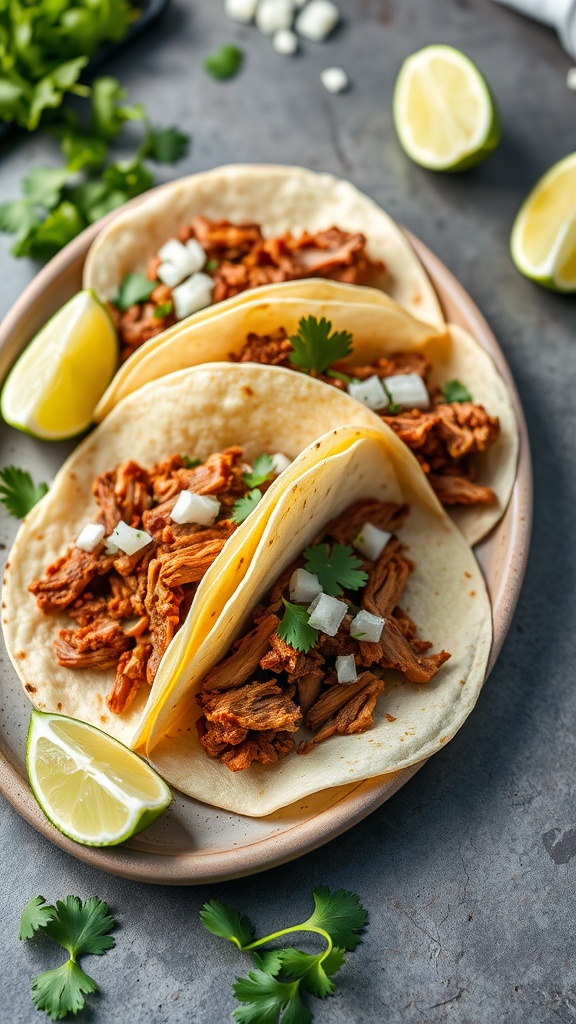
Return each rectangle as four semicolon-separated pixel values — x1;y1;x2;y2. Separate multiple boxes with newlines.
242;924;334;960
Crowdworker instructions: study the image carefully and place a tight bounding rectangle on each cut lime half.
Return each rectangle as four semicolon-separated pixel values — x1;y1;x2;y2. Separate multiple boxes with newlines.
393;45;500;171
27;710;172;847
511;152;576;292
1;289;118;440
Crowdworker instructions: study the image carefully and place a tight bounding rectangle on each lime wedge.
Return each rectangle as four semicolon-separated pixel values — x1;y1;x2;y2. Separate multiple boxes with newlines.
1;290;118;440
393;45;500;171
27;710;172;847
510;153;576;292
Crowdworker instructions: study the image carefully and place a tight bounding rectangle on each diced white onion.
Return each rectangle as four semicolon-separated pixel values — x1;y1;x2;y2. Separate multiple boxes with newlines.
271;452;292;474
172;272;214;320
105;537;119;555
289;568;323;604
320;67;349;93
383;373;430;410
157;238;188;264
109;520;152;556
353;522;392;562
273;28;298;53
347;375;389;411
157;260;186;289
295;0;339;41
171;491;220;526
307;593;322;614
307;593;348;636
157;238;207;289
336;654;357;684
185;239;207;273
256;0;294;35
350;609;385;644
225;0;259;22
75;523;105;553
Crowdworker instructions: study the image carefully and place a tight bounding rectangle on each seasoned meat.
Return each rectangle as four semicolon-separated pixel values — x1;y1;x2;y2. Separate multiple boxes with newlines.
299;673;385;754
428;473;496;506
107;642;152;714
29;548;114;613
55;620;131;669
200;679;302;734
144;559;184;684
200;613;280;692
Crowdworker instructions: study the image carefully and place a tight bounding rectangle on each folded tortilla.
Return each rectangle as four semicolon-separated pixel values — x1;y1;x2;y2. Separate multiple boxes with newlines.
83;163;444;326
95;289;518;547
142;424;492;816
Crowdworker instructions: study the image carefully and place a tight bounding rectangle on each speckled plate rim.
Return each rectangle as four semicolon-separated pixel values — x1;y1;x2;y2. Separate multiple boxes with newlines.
0;213;532;885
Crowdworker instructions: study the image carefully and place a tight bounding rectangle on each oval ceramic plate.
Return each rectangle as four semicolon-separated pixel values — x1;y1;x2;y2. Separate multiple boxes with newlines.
0;216;532;885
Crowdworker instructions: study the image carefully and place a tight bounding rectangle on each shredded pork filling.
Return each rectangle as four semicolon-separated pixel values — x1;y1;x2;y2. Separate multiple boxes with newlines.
230;329;501;507
108;218;384;361
29;448;264;715
196;498;451;772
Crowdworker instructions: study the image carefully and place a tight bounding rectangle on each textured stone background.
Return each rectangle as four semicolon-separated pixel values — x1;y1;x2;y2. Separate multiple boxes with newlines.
1;1;575;1021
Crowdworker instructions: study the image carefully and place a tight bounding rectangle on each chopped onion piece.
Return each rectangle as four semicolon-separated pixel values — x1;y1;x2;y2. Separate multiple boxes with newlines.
353;522;392;562
336;654;357;684
307;593;322;614
75;523;105;552
171;491;220;526
172;272;213;320
256;0;294;35
321;67;349;93
347;375;389;411
157;238;188;264
273;28;298;53
307;593;348;636
157;260;187;289
289;568;323;604
350;609;385;644
185;238;207;273
225;0;259;22
295;0;339;41
105;537;119;555
384;373;430;410
157;238;207;289
109;520;152;556
271;452;291;474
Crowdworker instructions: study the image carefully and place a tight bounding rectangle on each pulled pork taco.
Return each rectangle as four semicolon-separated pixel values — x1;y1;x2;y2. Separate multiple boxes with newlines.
2;365;394;747
82;164;444;363
95;288;518;547
140;424;491;817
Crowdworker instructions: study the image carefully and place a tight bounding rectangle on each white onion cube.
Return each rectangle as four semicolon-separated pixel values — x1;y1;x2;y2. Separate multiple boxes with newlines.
171;491;220;526
336;654;357;684
185;238;207;273
157;260;186;288
256;0;294;35
172;272;214;320
384;373;430;410
321;67;349;93
307;593;322;614
273;28;298;53
308;593;348;636
353;522;392;562
289;568;323;604
350;609;385;644
75;523;105;552
295;0;339;41
109;520;153;556
225;0;259;22
347;375;389;411
271;452;291;474
157;238;188;264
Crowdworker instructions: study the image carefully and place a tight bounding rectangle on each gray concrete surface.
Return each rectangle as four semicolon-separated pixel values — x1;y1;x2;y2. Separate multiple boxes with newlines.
1;0;575;1021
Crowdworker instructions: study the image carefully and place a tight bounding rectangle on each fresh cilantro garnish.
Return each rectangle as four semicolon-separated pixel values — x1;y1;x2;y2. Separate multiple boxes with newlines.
442;379;473;404
0;467;49;518
388;402;400;415
201;887;367;1023
114;273;156;310
181;456;202;468
289;317;353;376
204;44;244;80
277;599;319;654
205;258;220;272
325;369;359;385
242;453;275;489
232;488;263;524
303;543;368;597
153;301;173;319
90;76;145;142
19;895;116;1020
142;124;190;164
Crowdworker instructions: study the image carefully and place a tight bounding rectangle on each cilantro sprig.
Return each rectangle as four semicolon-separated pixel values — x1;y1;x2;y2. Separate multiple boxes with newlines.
232;488;264;525
303;543;368;597
0;466;49;518
442;379;473;404
289;317;354;376
277;599;319;654
201;887;367;1023
242;453;275;489
204;44;244;80
19;895;116;1020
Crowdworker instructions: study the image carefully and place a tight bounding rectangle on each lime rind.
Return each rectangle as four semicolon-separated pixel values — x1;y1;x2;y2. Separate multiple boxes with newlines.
510;152;576;292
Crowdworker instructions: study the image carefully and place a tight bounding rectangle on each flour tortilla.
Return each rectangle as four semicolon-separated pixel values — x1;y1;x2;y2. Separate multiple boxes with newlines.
95;290;518;546
3;365;404;747
142;424;492;817
83;163;444;326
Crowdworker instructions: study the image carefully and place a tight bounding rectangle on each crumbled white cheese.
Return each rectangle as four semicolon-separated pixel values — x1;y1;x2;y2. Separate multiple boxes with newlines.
307;593;348;636
109;520;153;556
225;0;259;22
384;373;430;410
289;568;323;603
75;523;105;553
171;491;221;526
350;609;385;644
172;272;214;320
321;66;349;93
336;654;357;683
273;28;298;53
271;452;292;474
295;0;339;41
353;523;392;562
567;67;576;91
347;375;389;411
256;0;294;35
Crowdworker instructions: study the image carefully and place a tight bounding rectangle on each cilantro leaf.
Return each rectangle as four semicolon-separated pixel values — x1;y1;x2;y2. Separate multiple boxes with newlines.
231;488;263;524
19;897;57;941
0;200;41;248
303;544;367;597
301;886;368;951
60;131;109;173
22;167;70;210
115;273;156;310
153;301;173;318
44;896;115;958
103;158;154;200
90;76;145;141
143;124;190;164
181;456;201;468
278;947;344;998
252;948;285;975
200;900;254;949
243;454;275;489
31;960;97;1020
204;44;244;80
0;467;49;518
233;971;311;1024
442;379;473;404
289;317;353;376
205;258;220;272
277;599;318;654
18;202;86;261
